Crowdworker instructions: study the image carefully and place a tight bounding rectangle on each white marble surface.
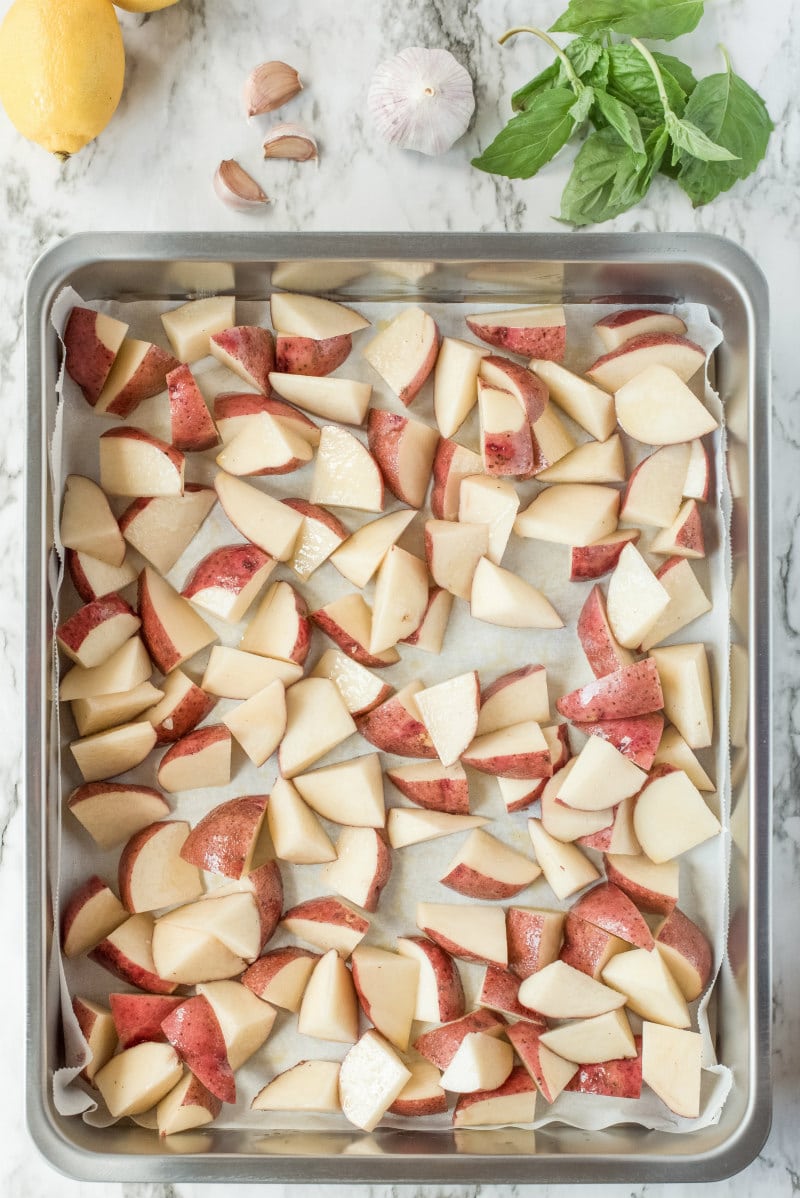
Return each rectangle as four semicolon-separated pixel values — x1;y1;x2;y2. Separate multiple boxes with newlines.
0;0;794;1194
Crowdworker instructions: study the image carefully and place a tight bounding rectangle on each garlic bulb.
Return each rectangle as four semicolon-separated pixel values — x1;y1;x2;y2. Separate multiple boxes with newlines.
368;47;474;156
262;123;318;161
243;61;303;118
214;160;270;211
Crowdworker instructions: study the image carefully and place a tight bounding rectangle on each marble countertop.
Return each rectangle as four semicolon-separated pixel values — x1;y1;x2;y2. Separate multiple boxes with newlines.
0;0;794;1194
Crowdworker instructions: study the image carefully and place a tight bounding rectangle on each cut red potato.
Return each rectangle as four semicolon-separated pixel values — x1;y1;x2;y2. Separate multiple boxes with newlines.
61;475;125;567
252;1060;342;1113
518;960;626;1020
242;946;319;1012
574;713;664;771
654;908;713;1001
683;438;711;501
282;897;370;958
119;484;217;575
605;542;671;649
293;753;385;828
181;543;275;624
588;333;705;392
95;1042;183;1119
540;762;614;843
649;643;713;748
194;980;275;1087
463;720;552;779
70;720;158;783
477;665;549;735
284;498;348;579
211;859;283;947
431;437;485;520
529;359;616;442
297;948;360;1042
224;678;287;766
146;668;216;743
415;670;480;767
351;945;419;1050
109;993;182;1049
653;724;715;791
367;408;439;508
156;724;232;792
650;498;706;558
214;471;304;560
313;592;400;668
527;817;600;899
179;794;270;879
275;332;352;377
161;995;235;1104
642;1022;702;1118
310;425;384;512
72;997;118;1084
118;820;204;912
270;292;369;339
94;339;179;418
389;1058;447;1118
416;902;507;967
396;936;465;1023
615;365;719;444
413;1008;506;1070
99;428;185;498
498;724;570;813
602;947;691;1029
339;1030;412;1132
514;483;620;546
507;1021;578;1104
640;557;712;649
387;808;487;849
67;548;137;603
267;775;335;864
531;403;576;473
357;681;436;758
576;796;640;856
370;545;429;654
159;892;262;964
213;392;321;447
330;509;415;587
67;782;170;850
577;584;634;679
479;964;547;1024
440;1031;514;1097
62;876;127;958
385;760;470;815
633;767;720;862
556;658;664;722
479;354;549;423
240;580;310;665
64;307;129;404
559;915;628;979
322;826;392;909
57;594;140;670
570;529;641;583
458;475;519;565
362;305;439;405
477;382;533;477
311;648;392;717
166;363;219;452
432;337;489;438
157;1073;222;1136
565;1038;643;1099
541;1009;636;1065
557;735;647;811
536;434;626;484
506;908;564;980
594;309;688;351
138;566;216;674
467;305;566;360
620;443;690;528
151;921;246;986
202;646;302;700
90;912;177;995
71;681;164;739
425;519;489;601
161;296;236;362
269;373;372;425
209;325;274;392
216;412;313;476
604;853;679;916
278;677;357;777
471;557;563;629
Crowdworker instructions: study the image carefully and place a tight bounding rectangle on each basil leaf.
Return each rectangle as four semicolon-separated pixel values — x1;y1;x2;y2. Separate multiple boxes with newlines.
592;88;646;155
570;85;595;126
512;62;560;112
588;49;611;90
606;44;687;119
558;127;648;225
652;52;698;98
666;112;738;162
472;88;576;179
550;0;704;41
561;36;605;80
677;62;774;205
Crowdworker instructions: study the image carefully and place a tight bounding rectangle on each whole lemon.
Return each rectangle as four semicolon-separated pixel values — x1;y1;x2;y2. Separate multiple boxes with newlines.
0;0;125;158
113;1;178;9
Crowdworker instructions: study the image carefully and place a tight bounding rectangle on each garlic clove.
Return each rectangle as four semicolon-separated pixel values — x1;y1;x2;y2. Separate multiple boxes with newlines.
262;123;318;162
214;160;270;212
368;46;475;157
243;61;303;117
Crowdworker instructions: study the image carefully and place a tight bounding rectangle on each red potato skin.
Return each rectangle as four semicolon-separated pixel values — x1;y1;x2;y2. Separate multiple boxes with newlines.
63;307;125;404
211;326;275;392
356;693;438;758
460;743;552;781
480;664;544;709
570;531;641;582
101;425;185;474
385;767;470;815
67;781;168;812
440;862;531;902
282;895;369;937
241;945;320;998
576;585;630;680
117;820;191;912
466;316;566;361
573;713;664;771
165;1074;222;1129
399;936;465;1022
151;679;217;744
655;906;713;994
453;1064;536;1124
161;995;236;1104
396;323;440;407
181;543;272;602
504;779;546;813
357;829;393;912
367;408;439;507
167;364;220;452
275;333;352;377
247;858;284;947
213;392;320;442
667;501;706;556
179;794;268;878
558;912;624;979
66;549;129;604
603;856;677;917
595;309;685;333
413;1008;506;1070
272;584;312;667
401;587;450;649
157;723;231;779
587;332;705;379
310;607;398;670
479;966;547;1025
417;923;503;969
89;931;178;996
480;356;548;424
565;1036;643;1099
57;593;138;656
101;345;180;419
506;908;564;980
482;424;534;478
556;659;664;722
61;875;124;954
389;1088;448;1117
571;882;654;951
72;996;117;1084
109;993;182;1048
282;497;349;540
118;481;215;541
506;1021;572;1102
430;438;483;521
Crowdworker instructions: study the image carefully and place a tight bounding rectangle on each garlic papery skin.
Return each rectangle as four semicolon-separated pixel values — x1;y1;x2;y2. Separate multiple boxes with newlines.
243;61;303;118
214;160;270;212
262;123;318;162
368;47;475;156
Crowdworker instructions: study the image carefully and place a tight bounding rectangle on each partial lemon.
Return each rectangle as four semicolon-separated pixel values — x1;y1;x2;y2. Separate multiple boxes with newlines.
113;1;178;9
0;0;125;158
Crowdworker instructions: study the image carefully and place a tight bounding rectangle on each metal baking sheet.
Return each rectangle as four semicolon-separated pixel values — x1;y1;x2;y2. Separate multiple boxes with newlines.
24;232;771;1183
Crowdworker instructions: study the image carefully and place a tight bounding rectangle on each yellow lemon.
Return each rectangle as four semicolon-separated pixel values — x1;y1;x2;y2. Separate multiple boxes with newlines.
113;1;178;9
0;0;125;157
